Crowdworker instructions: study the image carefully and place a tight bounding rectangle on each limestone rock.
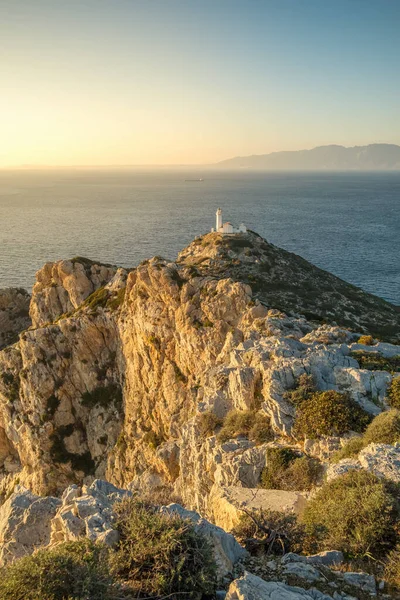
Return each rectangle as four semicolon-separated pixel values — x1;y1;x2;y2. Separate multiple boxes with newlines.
209;485;307;531
159;503;247;578
0;487;61;565
326;459;362;482
0;288;31;350
226;572;333;600
50;479;131;547
30;258;120;327
359;443;400;483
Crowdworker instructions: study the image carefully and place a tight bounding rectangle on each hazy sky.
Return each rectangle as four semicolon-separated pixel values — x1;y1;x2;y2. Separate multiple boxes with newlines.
1;0;400;166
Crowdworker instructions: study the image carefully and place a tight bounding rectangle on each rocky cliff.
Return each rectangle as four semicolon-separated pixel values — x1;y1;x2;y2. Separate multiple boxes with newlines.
0;232;400;597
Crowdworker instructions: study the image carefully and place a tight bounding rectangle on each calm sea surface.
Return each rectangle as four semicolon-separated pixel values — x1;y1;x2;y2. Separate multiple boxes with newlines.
0;169;399;305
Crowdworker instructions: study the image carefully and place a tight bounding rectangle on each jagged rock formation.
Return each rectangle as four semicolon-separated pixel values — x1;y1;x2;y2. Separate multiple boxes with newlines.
0;233;398;522
0;288;30;350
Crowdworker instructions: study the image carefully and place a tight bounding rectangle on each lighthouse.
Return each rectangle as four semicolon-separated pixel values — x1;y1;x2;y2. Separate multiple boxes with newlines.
216;208;223;231
213;208;247;235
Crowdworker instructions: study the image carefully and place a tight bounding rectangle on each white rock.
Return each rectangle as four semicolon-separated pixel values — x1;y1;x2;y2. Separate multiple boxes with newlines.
359;443;400;483
226;571;334;600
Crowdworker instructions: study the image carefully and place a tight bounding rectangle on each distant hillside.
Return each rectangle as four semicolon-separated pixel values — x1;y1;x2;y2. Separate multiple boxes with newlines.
217;143;400;170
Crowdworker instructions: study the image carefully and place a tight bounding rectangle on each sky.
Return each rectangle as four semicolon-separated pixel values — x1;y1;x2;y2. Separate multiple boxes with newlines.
1;0;400;166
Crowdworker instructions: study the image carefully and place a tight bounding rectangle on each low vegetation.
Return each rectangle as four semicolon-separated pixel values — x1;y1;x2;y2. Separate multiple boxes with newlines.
232;509;305;555
350;351;400;372
260;447;322;491
302;470;399;557
110;498;216;598
333;409;400;461
81;383;123;410
384;546;400;592
217;409;273;445
388;376;400;409
197;411;223;439
292;389;371;440
0;539;115;600
357;334;375;346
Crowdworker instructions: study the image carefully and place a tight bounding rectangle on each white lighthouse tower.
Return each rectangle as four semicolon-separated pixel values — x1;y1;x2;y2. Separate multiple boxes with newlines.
212;207;247;234
216;208;223;232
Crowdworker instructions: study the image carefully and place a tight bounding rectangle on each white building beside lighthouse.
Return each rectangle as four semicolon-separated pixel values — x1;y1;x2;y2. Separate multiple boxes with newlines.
212;208;247;234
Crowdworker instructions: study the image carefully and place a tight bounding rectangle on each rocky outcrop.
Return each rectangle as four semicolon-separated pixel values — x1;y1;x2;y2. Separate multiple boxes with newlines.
30;258;120;327
0;288;30;350
327;443;400;484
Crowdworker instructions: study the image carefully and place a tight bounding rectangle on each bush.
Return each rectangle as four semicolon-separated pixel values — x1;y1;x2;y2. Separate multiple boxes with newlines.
217;410;273;445
292;390;371;440
388;377;400;409
358;335;374;346
110;498;216;598
363;409;400;445
283;373;317;406
302;470;399;557
333;410;400;461
81;383;123;410
198;411;222;439
232;510;305;555
261;448;322;491
0;539;115;600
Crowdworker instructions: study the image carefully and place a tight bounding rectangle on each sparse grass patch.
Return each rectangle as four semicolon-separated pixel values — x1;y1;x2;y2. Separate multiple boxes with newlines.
110;498;216;598
217;410;273;445
83;287;109;311
106;287;126;310
283;373;317;406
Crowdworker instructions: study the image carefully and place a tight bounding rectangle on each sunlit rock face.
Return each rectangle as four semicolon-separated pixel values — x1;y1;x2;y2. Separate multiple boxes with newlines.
0;234;398;519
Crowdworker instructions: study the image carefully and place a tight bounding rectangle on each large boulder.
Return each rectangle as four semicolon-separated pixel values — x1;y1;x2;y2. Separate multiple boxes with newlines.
209;485;307;531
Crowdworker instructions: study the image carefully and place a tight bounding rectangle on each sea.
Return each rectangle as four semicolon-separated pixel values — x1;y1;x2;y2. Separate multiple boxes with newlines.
0;169;399;305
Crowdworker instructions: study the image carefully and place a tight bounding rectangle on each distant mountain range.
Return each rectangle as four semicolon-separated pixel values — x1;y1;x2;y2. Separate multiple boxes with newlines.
216;144;400;170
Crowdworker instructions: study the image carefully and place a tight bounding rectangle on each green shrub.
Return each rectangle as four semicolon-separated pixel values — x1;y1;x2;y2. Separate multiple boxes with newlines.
302;470;399;557
232;510;305;555
261;448;322;491
333;410;400;461
388;377;400;409
292;390;371;440
0;539;115;600
283;373;317;406
198;411;223;439
358;335;374;346
351;351;400;372
363;409;400;445
218;410;273;445
110;498;216;598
